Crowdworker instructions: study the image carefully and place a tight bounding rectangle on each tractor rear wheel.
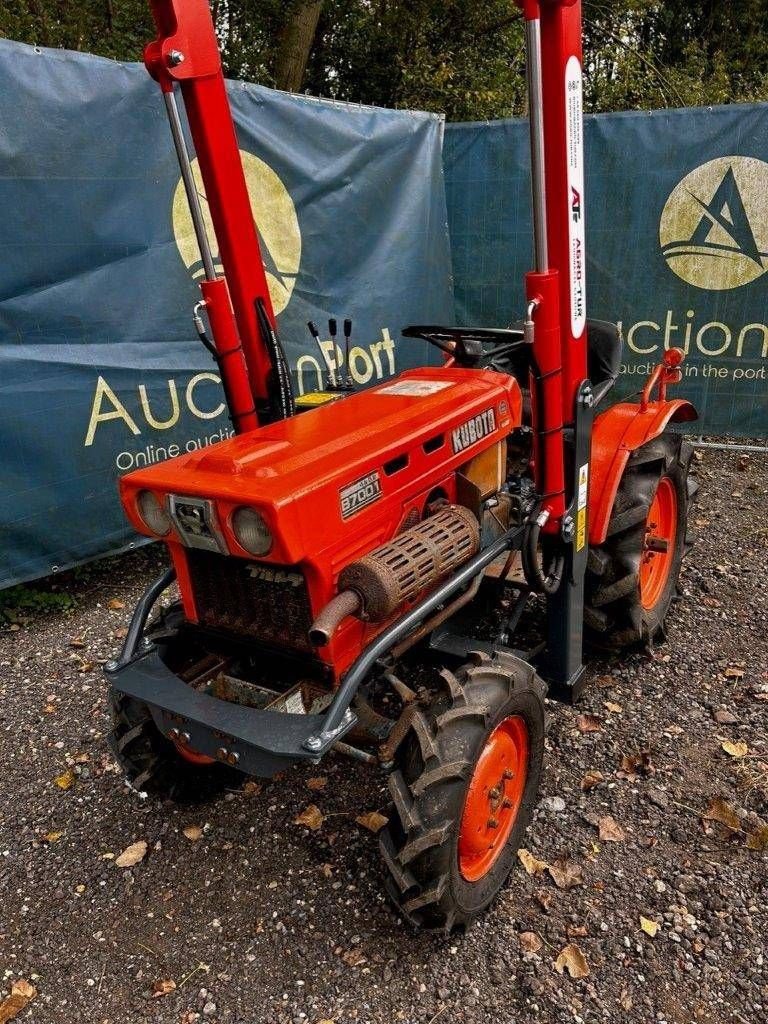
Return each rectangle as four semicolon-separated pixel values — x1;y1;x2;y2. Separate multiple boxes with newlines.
585;431;697;650
379;651;546;931
108;602;240;802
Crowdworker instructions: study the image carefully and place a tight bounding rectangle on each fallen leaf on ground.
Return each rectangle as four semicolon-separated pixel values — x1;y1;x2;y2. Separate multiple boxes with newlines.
594;675;616;689
152;979;177;998
580;770;604;791
242;781;262;796
722;740;749;758
355;811;388;833
319;863;334;878
576;714;603;733
567;924;588;938
619;750;652;777
69;637;85;649
115;840;148;868
54;770;75;790
183;825;203;842
605;701;623;714
306;776;328;791
519;931;543;953
554;943;590;979
341;948;366;967
0;980;37;1023
746;823;768;852
547;858;584;890
518;848;548;875
724;666;744;679
294;804;324;831
640;915;659;937
108;598;125;611
42;831;63;843
598;816;626;842
705;795;741;828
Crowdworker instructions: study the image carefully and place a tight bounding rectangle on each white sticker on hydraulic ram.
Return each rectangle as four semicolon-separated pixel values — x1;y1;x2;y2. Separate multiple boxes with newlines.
578;463;589;510
565;55;586;339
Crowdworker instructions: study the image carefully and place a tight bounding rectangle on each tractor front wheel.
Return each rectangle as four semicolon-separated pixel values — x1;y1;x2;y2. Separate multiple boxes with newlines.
585;432;697;649
108;602;240;802
379;651;546;931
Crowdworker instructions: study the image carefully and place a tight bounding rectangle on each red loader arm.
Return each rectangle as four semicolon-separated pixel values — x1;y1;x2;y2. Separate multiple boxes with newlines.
145;0;279;424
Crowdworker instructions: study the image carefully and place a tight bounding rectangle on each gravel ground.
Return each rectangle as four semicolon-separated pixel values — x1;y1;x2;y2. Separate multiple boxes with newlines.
1;446;766;1024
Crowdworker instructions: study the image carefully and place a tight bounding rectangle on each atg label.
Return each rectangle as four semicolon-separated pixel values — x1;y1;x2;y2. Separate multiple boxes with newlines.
451;409;497;454
340;471;382;519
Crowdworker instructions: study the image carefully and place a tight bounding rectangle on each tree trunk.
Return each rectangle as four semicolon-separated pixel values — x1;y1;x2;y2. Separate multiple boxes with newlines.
274;2;324;93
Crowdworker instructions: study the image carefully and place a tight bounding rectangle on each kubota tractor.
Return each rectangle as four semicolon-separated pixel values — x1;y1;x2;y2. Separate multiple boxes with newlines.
105;0;698;930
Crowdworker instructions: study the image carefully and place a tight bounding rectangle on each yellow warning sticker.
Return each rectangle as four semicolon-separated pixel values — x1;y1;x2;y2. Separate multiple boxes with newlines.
576;507;587;552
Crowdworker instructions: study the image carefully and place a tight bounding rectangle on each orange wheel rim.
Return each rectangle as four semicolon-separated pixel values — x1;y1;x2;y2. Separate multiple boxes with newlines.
171;738;216;766
458;716;529;882
639;476;677;611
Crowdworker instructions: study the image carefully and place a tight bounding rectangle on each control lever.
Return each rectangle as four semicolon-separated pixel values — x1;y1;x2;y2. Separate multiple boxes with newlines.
328;318;340;386
343;319;353;388
307;320;338;388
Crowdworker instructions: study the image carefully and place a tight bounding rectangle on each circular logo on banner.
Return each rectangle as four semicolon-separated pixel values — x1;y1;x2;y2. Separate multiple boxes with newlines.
660;156;768;291
172;150;301;314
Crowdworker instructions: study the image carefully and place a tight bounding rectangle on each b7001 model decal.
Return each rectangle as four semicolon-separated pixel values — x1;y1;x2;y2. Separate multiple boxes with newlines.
340;471;382;519
451;408;497;454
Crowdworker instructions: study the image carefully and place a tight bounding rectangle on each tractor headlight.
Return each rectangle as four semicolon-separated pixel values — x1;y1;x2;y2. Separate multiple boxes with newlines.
136;490;171;537
232;506;272;556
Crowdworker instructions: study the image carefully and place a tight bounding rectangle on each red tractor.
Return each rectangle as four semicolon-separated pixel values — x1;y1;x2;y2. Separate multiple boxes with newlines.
106;0;698;930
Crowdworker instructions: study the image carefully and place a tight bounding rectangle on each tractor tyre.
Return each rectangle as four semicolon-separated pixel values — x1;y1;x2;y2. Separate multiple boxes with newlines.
379;651;546;932
108;601;241;803
584;431;697;650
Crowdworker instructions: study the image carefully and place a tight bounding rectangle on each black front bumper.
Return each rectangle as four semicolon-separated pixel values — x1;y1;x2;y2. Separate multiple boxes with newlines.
105;649;356;778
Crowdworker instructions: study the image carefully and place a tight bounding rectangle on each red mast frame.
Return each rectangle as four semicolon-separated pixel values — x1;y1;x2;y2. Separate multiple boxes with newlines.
145;0;279;426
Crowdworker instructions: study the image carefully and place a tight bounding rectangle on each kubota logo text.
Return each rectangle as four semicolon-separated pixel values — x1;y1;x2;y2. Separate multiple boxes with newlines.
660;157;768;291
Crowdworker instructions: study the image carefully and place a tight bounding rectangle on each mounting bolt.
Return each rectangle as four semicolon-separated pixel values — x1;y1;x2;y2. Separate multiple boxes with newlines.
216;746;228;760
305;736;323;751
168;728;180;741
167;49;185;67
180;732;191;745
582;388;594;408
105;660;118;673
487;818;499;829
226;751;240;766
562;516;575;542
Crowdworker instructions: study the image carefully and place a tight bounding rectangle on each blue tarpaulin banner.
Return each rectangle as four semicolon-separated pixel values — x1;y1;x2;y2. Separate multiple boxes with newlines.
2;37;767;590
444;106;768;438
0;40;453;588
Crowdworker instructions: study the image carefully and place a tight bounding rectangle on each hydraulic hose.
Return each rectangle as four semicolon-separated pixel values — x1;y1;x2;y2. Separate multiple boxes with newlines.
522;507;565;596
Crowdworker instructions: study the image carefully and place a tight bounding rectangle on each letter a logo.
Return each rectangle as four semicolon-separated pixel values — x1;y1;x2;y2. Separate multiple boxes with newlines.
660;157;768;291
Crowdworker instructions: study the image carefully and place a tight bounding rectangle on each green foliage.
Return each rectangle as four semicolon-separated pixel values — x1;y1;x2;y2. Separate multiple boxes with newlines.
0;584;75;624
1;1;767;118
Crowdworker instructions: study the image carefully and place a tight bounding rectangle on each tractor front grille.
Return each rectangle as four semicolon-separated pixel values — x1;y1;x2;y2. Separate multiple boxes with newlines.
186;550;313;652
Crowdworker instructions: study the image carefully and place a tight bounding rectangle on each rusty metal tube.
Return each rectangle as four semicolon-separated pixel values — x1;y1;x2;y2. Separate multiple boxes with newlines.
309;590;361;647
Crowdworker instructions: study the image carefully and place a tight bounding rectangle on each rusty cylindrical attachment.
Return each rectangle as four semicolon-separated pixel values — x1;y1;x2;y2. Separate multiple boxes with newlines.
308;506;480;646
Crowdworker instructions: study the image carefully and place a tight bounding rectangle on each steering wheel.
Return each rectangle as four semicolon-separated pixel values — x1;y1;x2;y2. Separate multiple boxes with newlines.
402;325;527;368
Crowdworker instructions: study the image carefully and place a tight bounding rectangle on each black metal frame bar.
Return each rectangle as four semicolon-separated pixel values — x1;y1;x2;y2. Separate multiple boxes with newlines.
303;523;525;750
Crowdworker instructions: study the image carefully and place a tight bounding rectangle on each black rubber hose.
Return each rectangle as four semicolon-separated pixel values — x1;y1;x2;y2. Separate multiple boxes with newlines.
522;509;565;596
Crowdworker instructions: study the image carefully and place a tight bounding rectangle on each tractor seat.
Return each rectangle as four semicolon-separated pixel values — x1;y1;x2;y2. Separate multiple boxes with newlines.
586;319;623;406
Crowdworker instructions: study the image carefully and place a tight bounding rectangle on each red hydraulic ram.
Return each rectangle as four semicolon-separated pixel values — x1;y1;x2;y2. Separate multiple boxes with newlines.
517;0;588;525
144;0;280;429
